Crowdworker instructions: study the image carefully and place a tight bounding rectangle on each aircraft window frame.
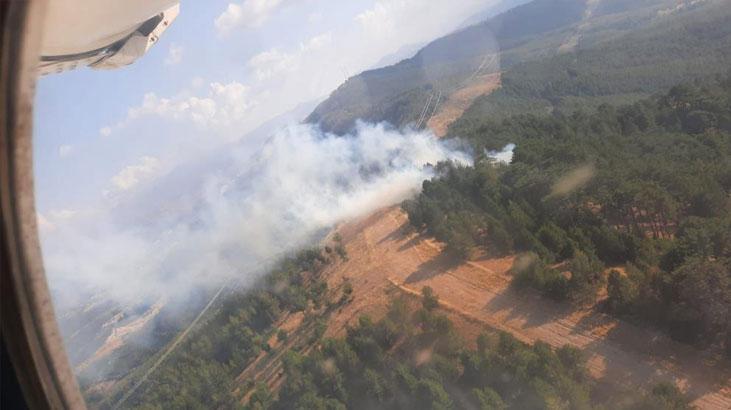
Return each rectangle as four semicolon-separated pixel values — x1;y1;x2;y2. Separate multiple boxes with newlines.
1;1;86;408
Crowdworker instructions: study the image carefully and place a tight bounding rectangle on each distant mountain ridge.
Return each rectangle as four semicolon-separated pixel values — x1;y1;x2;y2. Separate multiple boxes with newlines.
456;0;533;29
307;0;590;134
305;0;712;135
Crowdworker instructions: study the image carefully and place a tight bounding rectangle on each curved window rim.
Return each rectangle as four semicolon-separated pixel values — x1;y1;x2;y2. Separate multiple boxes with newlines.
1;1;87;409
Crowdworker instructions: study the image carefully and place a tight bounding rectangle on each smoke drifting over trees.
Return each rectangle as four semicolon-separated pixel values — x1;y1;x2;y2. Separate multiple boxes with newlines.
40;122;470;313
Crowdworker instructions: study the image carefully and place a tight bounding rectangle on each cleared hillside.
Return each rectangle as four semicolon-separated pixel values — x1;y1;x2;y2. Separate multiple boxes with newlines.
319;206;731;409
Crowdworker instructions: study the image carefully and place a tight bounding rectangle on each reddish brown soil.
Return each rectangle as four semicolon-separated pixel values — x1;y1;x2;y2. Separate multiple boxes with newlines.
313;73;730;408
320;207;731;409
426;73;501;137
240;72;731;409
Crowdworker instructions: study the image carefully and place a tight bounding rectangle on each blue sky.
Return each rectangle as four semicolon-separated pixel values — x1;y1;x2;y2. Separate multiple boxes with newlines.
33;0;497;229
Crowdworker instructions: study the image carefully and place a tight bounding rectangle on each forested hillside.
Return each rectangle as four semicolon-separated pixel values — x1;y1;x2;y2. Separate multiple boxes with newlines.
453;0;731;124
404;75;731;352
87;248;338;409
307;0;700;134
106;273;691;409
269;290;689;410
305;0;588;134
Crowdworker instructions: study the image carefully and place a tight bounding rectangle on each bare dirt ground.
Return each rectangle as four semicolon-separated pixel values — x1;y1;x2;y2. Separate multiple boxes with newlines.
320;206;731;409
426;73;501;137
238;72;731;408
76;300;164;373
358;72;729;408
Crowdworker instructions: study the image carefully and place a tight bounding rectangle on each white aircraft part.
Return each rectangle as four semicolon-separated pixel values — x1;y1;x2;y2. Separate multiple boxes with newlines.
90;5;180;70
41;0;178;56
38;1;180;75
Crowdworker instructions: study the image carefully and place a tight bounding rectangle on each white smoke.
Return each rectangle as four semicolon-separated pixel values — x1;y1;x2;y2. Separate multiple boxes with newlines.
41;121;470;308
486;143;515;164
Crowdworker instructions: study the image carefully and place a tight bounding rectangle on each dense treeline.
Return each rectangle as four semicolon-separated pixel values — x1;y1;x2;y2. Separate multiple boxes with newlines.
456;0;731;124
404;75;731;351
89;249;336;409
267;289;690;410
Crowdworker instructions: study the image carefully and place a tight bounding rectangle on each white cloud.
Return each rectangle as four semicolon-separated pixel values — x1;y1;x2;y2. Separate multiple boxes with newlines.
124;81;255;131
215;0;286;34
99;126;112;137
356;0;487;46
191;76;205;88
303;32;332;51
50;209;77;220
356;2;397;34
164;43;184;65
128;93;213;123
307;11;323;24
58;144;73;158
110;156;162;191
248;32;332;81
37;209;77;233
210;81;253;124
37;212;55;233
248;49;293;81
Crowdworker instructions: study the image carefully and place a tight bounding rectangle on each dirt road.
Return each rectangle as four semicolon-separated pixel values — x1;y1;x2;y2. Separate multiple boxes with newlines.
322;207;731;409
426;73;501;137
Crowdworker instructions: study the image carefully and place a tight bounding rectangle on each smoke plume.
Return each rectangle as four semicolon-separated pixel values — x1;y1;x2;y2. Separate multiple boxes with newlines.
41;122;470;311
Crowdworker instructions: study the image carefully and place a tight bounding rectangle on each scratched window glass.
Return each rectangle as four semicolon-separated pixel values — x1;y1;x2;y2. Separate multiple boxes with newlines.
34;0;731;408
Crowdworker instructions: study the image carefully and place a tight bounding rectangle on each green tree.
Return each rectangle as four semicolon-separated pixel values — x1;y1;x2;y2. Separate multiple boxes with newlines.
566;251;605;304
606;269;639;314
416;379;453;410
667;258;731;345
422;286;439;311
473;387;506;410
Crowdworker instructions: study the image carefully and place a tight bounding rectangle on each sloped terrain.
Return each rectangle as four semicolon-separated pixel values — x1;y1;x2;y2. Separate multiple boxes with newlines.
306;0;686;134
320;206;731;409
454;0;731;126
426;73;501;137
